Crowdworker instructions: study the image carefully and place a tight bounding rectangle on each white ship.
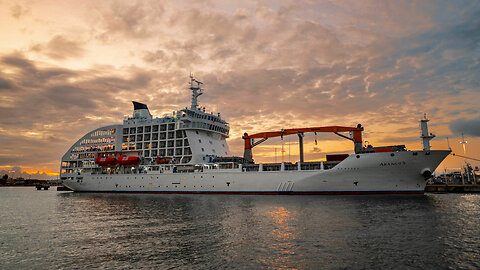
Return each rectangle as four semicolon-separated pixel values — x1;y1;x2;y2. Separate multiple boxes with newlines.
60;76;450;195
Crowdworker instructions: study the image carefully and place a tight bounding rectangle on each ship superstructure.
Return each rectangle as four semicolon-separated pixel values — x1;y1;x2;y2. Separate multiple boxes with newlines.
61;76;230;176
60;77;450;194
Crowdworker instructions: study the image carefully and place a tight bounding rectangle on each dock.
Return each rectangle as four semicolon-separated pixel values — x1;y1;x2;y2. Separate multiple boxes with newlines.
425;184;480;193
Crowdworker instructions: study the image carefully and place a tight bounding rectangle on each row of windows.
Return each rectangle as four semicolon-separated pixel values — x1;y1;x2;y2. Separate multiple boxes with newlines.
91;128;116;137
123;124;176;135
122;139;188;149
80;137;115;145
72;144;115;153
122;142;191;152
122;131;184;142
142;148;192;157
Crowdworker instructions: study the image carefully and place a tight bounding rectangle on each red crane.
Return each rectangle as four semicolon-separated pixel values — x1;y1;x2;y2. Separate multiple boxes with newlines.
242;125;363;163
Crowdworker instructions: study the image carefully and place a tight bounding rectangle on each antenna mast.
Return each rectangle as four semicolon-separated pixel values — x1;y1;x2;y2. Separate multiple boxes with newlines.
189;74;203;111
420;113;435;151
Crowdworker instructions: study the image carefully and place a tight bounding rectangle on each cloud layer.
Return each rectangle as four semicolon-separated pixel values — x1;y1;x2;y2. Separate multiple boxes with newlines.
1;0;479;175
450;117;480;137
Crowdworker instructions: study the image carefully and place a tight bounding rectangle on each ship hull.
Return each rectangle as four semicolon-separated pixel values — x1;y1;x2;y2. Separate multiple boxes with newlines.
63;150;450;195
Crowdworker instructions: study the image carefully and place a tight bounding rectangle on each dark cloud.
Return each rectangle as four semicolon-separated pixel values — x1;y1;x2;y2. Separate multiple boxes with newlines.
30;35;85;60
450;117;480;137
0;77;12;89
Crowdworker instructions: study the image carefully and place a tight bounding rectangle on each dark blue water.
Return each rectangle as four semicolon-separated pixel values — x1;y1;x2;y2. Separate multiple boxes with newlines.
1;187;479;269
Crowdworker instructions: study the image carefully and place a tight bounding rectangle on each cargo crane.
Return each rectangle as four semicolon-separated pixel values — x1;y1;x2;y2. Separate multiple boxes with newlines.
242;125;364;163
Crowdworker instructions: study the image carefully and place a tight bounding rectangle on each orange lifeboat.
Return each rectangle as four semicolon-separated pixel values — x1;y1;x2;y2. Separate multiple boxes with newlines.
117;155;140;165
156;156;172;164
95;156;116;166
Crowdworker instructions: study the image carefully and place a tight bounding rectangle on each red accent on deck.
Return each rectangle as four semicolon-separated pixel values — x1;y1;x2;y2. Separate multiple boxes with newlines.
117;155;139;165
76;190;424;195
95;157;116;166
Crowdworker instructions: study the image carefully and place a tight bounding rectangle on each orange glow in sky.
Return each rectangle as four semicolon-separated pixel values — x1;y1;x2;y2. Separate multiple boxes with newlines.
1;1;479;179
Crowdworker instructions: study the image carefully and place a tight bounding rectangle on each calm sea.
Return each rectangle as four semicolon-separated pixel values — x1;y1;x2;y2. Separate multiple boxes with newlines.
1;187;479;269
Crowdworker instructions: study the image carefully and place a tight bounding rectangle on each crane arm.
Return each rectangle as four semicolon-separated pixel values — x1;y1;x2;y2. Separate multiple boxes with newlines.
242;125;364;163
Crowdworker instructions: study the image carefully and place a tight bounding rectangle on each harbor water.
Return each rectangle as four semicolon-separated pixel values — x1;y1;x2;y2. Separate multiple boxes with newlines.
1;187;479;269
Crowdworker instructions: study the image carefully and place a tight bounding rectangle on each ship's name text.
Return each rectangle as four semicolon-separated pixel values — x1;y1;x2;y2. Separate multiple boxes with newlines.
379;161;406;166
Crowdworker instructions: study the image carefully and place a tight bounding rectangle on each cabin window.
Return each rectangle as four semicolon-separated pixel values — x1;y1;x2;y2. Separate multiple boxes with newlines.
123;128;128;134
145;126;151;133
137;134;143;141
199;139;202;143
137;127;143;133
201;148;205;152
151;150;157;156
130;127;136;134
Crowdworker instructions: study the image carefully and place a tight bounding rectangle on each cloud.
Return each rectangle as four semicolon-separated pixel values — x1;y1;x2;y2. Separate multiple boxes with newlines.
449;117;480;137
94;1;165;41
10;3;30;19
30;35;85;60
1;0;480;171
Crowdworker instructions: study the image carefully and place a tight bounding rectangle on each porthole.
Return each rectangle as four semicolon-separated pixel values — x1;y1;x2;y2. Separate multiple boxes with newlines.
390;153;395;157
356;155;360;158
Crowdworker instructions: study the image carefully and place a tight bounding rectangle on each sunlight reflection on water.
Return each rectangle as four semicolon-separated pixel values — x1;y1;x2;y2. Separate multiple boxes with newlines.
1;187;480;269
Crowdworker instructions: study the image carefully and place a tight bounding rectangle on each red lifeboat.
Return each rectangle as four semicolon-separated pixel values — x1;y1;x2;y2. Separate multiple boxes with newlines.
95;156;116;166
156;156;172;164
117;155;140;165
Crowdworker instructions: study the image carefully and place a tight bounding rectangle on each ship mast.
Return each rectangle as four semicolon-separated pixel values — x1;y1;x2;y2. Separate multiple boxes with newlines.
189;74;203;111
420;113;435;151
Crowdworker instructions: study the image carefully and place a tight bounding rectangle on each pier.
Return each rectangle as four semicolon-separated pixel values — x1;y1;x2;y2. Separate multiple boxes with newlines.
425;184;480;193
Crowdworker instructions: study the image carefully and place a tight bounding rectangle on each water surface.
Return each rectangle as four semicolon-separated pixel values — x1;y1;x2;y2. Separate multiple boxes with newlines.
1;187;479;269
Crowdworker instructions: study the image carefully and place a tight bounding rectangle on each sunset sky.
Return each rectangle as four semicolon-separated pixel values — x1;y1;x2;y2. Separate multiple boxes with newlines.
1;0;479;179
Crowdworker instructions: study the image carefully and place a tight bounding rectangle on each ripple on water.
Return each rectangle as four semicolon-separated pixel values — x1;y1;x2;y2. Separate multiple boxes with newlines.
1;188;480;269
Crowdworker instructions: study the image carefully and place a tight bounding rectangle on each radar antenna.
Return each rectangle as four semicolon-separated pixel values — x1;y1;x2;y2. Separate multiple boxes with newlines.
189;73;203;111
